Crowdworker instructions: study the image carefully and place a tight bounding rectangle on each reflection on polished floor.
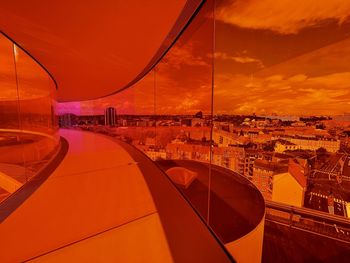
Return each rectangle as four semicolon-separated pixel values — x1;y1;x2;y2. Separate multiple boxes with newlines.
0;129;232;262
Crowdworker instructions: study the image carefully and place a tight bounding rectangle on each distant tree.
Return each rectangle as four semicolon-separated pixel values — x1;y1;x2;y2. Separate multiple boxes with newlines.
194;111;203;119
263;144;274;152
316;147;328;164
316;147;327;155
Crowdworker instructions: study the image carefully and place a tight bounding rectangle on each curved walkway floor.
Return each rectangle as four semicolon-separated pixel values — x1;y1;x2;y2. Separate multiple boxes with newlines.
0;129;232;263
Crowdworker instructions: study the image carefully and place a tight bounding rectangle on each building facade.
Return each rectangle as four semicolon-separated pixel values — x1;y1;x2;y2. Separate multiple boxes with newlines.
104;107;117;126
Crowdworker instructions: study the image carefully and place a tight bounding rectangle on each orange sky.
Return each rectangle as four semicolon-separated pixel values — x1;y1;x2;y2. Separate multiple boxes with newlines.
214;0;350;116
55;0;350;116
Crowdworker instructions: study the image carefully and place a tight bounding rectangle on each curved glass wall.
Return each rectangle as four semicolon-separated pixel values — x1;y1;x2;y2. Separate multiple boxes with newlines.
57;0;350;262
0;33;59;203
154;0;214;224
56;0;262;260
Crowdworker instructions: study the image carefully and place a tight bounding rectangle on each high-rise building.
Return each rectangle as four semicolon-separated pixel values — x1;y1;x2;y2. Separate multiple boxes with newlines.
104;107;117;126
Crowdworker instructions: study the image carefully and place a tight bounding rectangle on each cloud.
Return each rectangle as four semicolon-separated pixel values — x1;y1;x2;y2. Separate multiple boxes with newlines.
215;52;264;68
288;74;308;82
217;0;350;34
175;97;200;111
214;71;350;115
162;45;209;69
265;75;283;81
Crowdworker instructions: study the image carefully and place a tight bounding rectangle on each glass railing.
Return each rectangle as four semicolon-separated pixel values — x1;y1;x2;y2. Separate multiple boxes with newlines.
57;0;350;261
265;199;350;242
0;33;59;203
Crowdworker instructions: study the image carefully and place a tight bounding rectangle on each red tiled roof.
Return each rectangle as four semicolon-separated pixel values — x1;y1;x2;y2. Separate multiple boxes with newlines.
288;159;307;188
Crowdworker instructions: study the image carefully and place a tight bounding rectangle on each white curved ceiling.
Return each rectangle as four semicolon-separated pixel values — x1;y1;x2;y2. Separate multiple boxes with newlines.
0;1;199;102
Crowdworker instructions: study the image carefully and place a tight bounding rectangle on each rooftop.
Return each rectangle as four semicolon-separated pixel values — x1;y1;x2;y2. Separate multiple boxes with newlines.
254;159;289;174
